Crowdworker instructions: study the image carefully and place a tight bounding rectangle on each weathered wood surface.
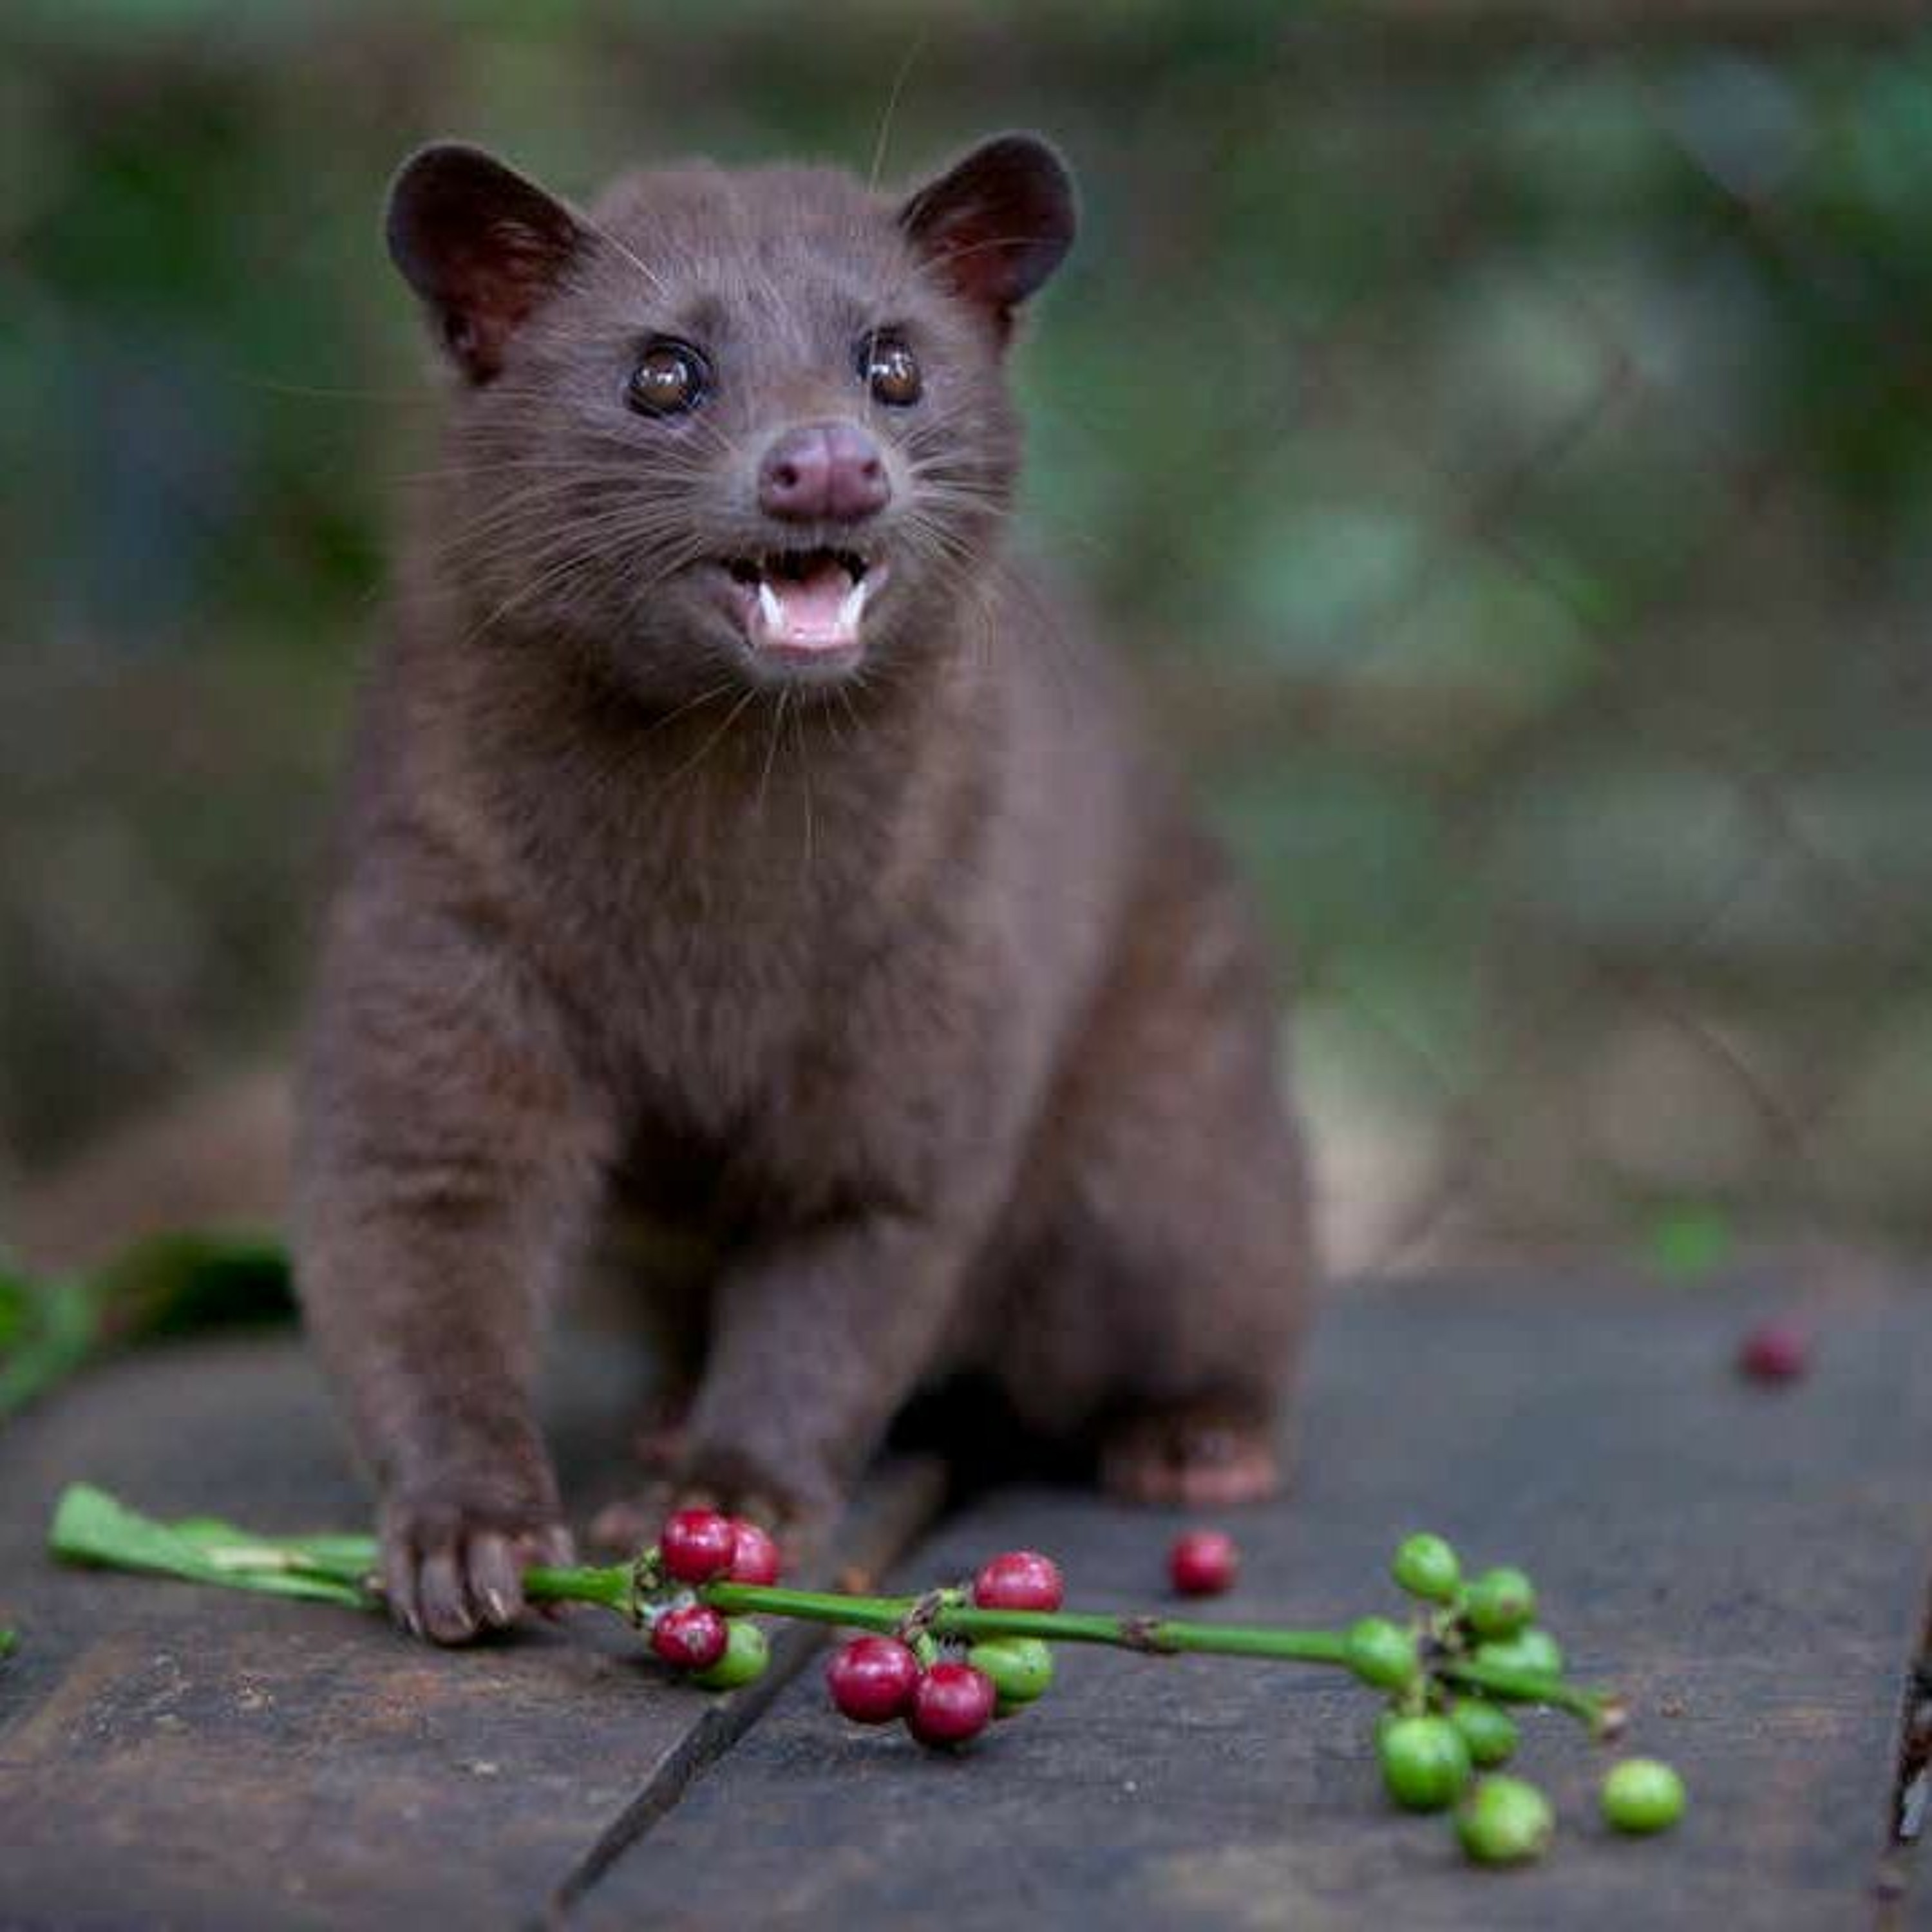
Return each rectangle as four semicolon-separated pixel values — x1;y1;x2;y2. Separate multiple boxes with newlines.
0;1331;935;1931
3;1271;1931;1931
583;1271;1932;1931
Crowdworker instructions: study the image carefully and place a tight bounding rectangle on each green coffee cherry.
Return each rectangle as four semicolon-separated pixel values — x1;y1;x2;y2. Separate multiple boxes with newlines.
1447;1698;1519;1768
1391;1533;1462;1605
1345;1616;1420;1691
1473;1628;1564;1678
1601;1757;1686;1834
1377;1714;1473;1812
691;1618;770;1691
1456;1776;1555;1866
969;1636;1055;1716
1464;1567;1538;1640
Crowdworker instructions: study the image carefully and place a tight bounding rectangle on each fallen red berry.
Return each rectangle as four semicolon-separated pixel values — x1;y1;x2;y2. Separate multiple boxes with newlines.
1170;1529;1239;1596
826;1636;922;1724
651;1602;729;1671
1738;1319;1810;1383
728;1518;782;1586
905;1660;997;1747
972;1549;1065;1612
660;1508;738;1584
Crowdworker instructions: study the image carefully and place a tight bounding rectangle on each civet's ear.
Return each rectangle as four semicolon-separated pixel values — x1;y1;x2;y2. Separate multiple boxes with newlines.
385;144;589;384
898;133;1077;337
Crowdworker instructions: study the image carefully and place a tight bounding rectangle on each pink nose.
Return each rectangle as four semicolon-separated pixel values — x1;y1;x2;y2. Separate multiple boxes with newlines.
757;421;890;524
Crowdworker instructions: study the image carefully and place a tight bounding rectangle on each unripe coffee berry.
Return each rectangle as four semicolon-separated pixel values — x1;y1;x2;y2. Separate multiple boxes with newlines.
727;1518;782;1586
650;1602;729;1671
1391;1532;1461;1604
1448;1698;1519;1768
972;1550;1065;1612
1464;1567;1537;1639
1345;1616;1420;1691
1170;1529;1240;1597
905;1661;997;1747
826;1636;921;1724
1378;1714;1473;1811
1601;1757;1686;1834
1456;1776;1555;1866
660;1509;737;1584
969;1636;1054;1716
692;1618;770;1690
1474;1627;1564;1678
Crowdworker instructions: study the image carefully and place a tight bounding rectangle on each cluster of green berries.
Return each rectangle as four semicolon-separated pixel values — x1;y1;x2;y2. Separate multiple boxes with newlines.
826;1549;1063;1749
1361;1533;1685;1864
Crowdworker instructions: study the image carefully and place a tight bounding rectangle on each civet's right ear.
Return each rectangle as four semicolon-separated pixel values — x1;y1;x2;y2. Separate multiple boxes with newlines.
386;143;589;384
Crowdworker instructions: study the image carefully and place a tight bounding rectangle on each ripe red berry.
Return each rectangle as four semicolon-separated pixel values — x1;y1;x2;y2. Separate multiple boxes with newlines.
905;1661;997;1747
1738;1319;1810;1383
660;1508;737;1584
1170;1528;1240;1596
728;1518;782;1586
651;1603;729;1671
972;1549;1065;1612
826;1636;922;1724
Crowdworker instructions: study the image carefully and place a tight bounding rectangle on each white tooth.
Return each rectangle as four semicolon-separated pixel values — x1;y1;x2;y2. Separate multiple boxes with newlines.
835;576;869;636
756;582;784;636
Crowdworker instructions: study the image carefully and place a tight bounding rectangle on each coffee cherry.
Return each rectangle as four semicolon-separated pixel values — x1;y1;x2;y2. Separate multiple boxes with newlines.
1456;1776;1555;1866
969;1636;1054;1716
727;1519;782;1586
905;1660;997;1747
1464;1567;1537;1640
660;1509;737;1584
1391;1533;1461;1604
826;1636;921;1724
1170;1530;1240;1597
1448;1698;1519;1768
651;1602;729;1671
1378;1714;1473;1812
1474;1628;1564;1678
1738;1319;1810;1383
1602;1757;1686;1834
1346;1616;1420;1692
692;1618;770;1690
972;1550;1065;1612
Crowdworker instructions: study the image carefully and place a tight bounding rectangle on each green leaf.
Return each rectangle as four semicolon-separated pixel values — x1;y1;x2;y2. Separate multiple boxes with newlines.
48;1484;374;1607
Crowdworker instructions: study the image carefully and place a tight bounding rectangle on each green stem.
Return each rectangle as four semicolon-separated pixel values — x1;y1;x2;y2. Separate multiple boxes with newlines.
702;1580;1356;1663
1437;1655;1620;1733
523;1569;1612;1731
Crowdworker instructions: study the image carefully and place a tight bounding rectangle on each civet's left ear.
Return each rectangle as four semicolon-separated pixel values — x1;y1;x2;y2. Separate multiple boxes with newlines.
898;133;1077;337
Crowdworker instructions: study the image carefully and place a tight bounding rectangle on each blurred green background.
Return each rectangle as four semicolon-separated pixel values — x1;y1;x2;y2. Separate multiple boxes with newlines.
4;1;1931;1273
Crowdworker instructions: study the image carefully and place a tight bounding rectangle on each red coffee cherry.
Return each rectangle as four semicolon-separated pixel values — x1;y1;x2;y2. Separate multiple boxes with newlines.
826;1636;922;1724
1170;1529;1240;1596
972;1550;1065;1612
651;1603;730;1671
660;1509;738;1584
1738;1319;1810;1383
728;1518;782;1586
905;1661;997;1747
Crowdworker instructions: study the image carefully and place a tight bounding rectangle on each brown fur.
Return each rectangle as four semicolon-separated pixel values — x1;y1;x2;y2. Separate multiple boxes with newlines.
293;135;1314;1642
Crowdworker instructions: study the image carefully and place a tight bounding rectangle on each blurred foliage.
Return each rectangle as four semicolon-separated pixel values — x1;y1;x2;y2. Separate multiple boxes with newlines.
3;3;1931;1260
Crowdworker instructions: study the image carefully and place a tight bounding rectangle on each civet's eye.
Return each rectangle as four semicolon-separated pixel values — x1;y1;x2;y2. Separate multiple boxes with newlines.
627;339;710;415
860;330;922;407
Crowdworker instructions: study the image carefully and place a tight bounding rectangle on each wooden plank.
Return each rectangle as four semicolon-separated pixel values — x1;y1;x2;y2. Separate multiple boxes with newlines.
0;1331;937;1930
576;1270;1932;1930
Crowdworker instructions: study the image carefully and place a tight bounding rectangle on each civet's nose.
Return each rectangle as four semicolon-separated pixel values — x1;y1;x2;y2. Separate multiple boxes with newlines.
757;421;890;525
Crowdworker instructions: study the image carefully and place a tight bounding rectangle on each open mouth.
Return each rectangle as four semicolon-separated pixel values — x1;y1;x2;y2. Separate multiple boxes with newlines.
718;547;883;660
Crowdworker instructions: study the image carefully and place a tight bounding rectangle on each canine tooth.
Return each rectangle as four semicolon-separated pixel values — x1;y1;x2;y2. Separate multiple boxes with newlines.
757;582;784;634
836;576;869;635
